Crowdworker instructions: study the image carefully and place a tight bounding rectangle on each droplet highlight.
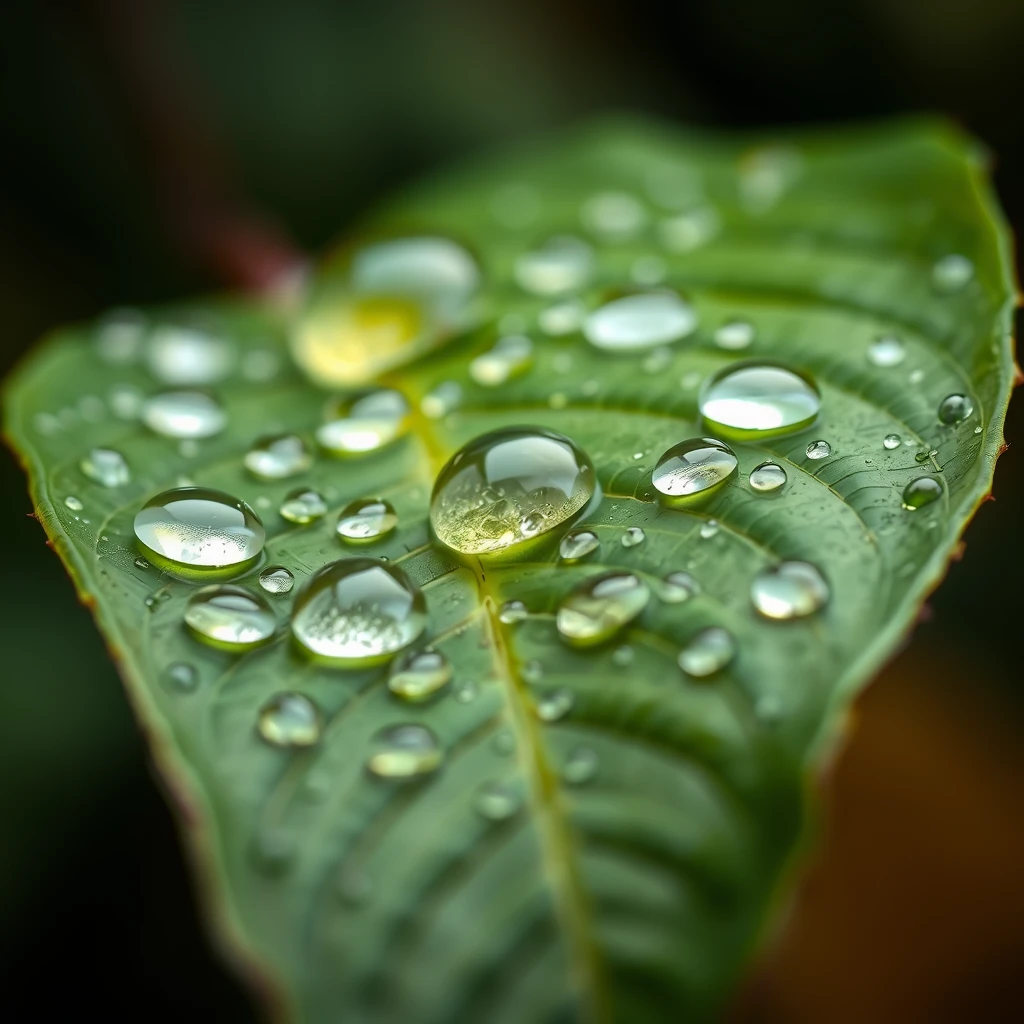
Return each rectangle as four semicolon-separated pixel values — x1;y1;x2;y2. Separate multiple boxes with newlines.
244;434;312;480
749;461;787;493
678;627;735;678
751;561;829;620
259;565;295;594
257;693;322;748
316;388;410;456
902;476;943;511
559;529;600;563
652;437;737;502
336;498;398;544
556;571;650;648
280;487;328;525
584;292;697;351
937;393;974;426
80;448;130;488
143;390;226;439
184;586;276;650
805;440;831;460
367;724;443;778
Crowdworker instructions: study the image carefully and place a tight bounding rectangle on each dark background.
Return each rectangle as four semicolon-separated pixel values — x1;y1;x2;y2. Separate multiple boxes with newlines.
1;1;1022;1020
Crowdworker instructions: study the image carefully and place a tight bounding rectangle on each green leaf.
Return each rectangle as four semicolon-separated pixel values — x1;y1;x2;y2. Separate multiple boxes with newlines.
4;116;1015;1022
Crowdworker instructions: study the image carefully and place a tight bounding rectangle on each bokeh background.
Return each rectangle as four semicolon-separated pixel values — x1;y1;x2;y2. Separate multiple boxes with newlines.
1;1;1022;1020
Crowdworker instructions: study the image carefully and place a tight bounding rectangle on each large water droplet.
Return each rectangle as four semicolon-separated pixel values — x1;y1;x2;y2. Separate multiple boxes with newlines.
868;335;905;367
259;565;295;594
143;390;227;439
184;586;275;650
291;558;426;665
280;487;328;524
146;325;234;385
932;254;974;293
749;461;787;493
367;724;442;778
883;434;902;450
257;692;322;748
469;335;533;387
559;529;599;562
430;427;596;556
515;236;593;295
714;320;755;351
620;526;646;548
699;362;820;440
937;393;974;425
388;649;452;701
556;571;650;648
536;687;573;722
678;627;735;678
80;448;130;488
336;498;398;544
751;562;829;619
317;388;410;456
902;476;943;511
805;439;831;460
584;292;697;351
652;437;737;502
244;434;312;480
134;487;264;570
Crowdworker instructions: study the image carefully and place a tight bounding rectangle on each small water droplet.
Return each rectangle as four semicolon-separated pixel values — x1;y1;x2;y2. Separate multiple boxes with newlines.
584;292;697;351
620;526;646;548
257;692;322;748
932;254;974;293
714;320;755;351
515;236;593;295
64;495;84;511
559;529;599;563
611;644;634;667
678;627;735;678
536;687;574;722
556;571;650;648
146;325;234;385
751;561;829;619
317;388;410;455
470;334;533;387
915;449;939;464
631;254;667;286
867;335;905;367
521;661;544;684
805;439;831;460
259;565;295;594
641;346;674;374
79;448;130;488
538;300;586;336
367;724;442;778
453;680;479;703
749;461;787;493
475;779;521;820
883;434;902;450
280;487;328;524
563;747;599;785
388;648;452;701
699;519;720;539
908;368;925;385
244;434;312;480
143;390;226;439
660;571;699;603
421;380;462;419
937;393;974;426
162;661;198;693
902;476;943;511
548;391;568;409
336;498;398;544
659;207;721;251
184;586;276;650
974;425;983;435
652;437;737;502
581;190;646;240
499;600;528;625
699;362;820;440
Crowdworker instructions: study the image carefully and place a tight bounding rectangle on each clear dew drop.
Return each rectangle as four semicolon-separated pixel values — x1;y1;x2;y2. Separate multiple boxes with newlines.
499;600;528;625
244;434;312;480
559;529;600;563
421;380;462;419
620;526;646;548
751;561;829;620
388;649;452;701
515;236;593;295
475;779;521;820
134;487;264;570
581;190;647;240
536;687;573;722
336;498;398;544
700;519;719;539
257;693;322;748
563;747;599;785
145;325;234;385
932;254;974;293
316;388;410;456
469;335;534;387
714;320;755;351
291;558;426;665
184;586;276;650
883;434;902;450
367;724;443;779
162;661;198;693
259;565;295;594
556;571;650;648
142;389;227;439
937;393;975;426
652;437;737;502
584;291;697;351
453;680;479;703
279;487;328;524
660;571;699;603
749;461;787;493
64;495;84;512
678;627;735;678
80;448;130;488
867;335;905;367
902;476;944;511
429;427;596;556
805;439;832;460
699;362;820;440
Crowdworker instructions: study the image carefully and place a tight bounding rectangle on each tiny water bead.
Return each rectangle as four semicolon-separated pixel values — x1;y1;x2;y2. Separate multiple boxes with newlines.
291;558;426;665
453;680;479;703
162;662;198;693
652;437;738;502
659;206;721;251
244;434;312;480
134;487;265;570
64;495;84;512
388;649;452;701
367;724;443;779
805;439;832;460
336;498;398;543
883;434;902;450
469;334;533;387
640;346;673;374
559;529;599;562
475;779;521;820
280;487;328;525
749;461;787;493
499;600;528;625
660;571;699;603
259;566;295;594
80;448;130;488
145;325;234;385
556;571;650;648
699;519;719;539
184;586;276;650
429;427;596;556
902;476;944;511
678;627;735;678
257;693;322;748
539;300;586;336
932;254;974;293
867;335;906;367
536;688;574;722
514;236;593;295
699;362;820;440
584;292;697;351
142;390;226;439
621;526;646;548
563;747;599;785
751;562;829;620
937;393;975;426
316;388;410;455
713;320;755;351
421;380;462;420
582;190;647;240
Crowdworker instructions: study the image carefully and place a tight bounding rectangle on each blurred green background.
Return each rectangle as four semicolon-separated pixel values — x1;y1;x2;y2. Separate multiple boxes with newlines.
1;1;1022;1020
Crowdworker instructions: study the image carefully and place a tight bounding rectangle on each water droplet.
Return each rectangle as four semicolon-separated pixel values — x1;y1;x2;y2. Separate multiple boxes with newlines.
146;325;234;385
134;487;264;570
388;649;452;701
336;498;398;544
257;693;322;748
556;571;650;648
974;425;983;435
581;191;646;240
259;565;295;594
95;308;145;364
932;254;974;293
317;388;410;455
536;687;573;722
78;448;130;488
749;461;787;493
499;600;528;625
244;434;312;480
453;680;479;703
521;661;544;684
162;661;198;693
652;437;737;502
280;487;328;524
421;380;462;419
699;362;820;440
883;434;902;450
584;292;697;351
908;368;925;385
620;526;645;548
563;747;599;785
631;255;667;286
475;779;520;820
805;439;831;460
538;300;585;336
515;236;593;295
678;627;735;678
867;335;905;367
367;724;442;778
142;389;226;439
902;476;943;511
291;558;426;665
469;335;533;387
659;207;721;251
699;519;719;539
184;586;276;650
611;644;634;667
430;427;596;556
937;393;974;426
493;730;516;756
64;495;84;512
559;529;599;562
714;320;755;351
751;561;829;619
